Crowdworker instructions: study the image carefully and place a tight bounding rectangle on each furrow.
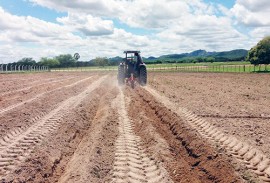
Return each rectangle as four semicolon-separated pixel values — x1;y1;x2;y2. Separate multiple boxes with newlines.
0;76;107;178
111;89;172;183
0;76;77;97
144;86;270;182
0;76;93;116
0;76;65;94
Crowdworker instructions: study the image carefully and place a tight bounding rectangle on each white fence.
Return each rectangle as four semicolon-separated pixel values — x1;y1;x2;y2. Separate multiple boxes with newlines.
0;64;49;73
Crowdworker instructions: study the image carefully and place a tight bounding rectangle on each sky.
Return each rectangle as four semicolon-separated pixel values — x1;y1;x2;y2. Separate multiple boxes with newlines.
0;0;269;63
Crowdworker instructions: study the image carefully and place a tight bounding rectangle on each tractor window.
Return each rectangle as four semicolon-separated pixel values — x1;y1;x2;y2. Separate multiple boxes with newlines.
134;55;138;62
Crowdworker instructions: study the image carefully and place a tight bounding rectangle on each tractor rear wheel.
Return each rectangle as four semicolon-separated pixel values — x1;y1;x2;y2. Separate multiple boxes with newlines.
118;65;125;85
139;66;147;86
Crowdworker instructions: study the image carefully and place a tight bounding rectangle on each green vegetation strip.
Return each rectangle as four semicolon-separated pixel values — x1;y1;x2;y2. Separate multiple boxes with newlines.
51;62;270;73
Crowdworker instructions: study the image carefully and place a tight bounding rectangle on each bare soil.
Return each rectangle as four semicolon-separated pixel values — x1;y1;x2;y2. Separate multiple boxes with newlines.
148;72;270;155
149;72;270;182
2;72;268;182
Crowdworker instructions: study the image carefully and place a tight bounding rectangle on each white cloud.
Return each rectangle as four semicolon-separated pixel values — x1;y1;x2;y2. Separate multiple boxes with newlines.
0;7;75;43
0;0;266;64
28;0;215;29
28;0;123;17
119;0;190;29
231;0;270;26
0;6;160;63
249;27;270;43
157;14;249;52
57;13;114;36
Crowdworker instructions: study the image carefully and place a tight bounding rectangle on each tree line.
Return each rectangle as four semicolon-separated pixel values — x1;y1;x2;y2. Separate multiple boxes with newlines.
145;57;216;64
5;55;121;68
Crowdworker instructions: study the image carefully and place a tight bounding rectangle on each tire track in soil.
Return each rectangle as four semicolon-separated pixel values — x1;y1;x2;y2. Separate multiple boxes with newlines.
0;76;94;116
144;86;270;183
0;75;72;94
58;85;118;183
0;76;78;97
0;76;107;179
111;89;173;183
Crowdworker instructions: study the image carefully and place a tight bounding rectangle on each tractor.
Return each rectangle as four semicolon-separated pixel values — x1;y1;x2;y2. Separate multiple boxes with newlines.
118;51;147;88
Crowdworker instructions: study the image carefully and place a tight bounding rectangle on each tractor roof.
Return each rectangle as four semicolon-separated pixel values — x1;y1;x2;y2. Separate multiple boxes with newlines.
124;51;141;54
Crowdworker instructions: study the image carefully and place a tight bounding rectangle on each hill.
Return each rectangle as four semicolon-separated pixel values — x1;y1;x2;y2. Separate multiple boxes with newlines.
146;49;248;63
107;49;248;64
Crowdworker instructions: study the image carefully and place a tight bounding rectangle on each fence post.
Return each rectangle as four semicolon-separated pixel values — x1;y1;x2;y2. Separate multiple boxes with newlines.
243;65;245;72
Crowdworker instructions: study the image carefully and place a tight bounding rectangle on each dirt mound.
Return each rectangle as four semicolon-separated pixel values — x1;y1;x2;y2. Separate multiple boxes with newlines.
127;87;242;183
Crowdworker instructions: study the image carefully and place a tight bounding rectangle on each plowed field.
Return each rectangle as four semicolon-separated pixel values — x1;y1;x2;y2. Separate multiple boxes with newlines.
0;72;269;183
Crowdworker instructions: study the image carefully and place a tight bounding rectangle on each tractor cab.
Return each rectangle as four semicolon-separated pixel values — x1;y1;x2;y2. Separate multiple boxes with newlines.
118;51;147;88
124;51;141;77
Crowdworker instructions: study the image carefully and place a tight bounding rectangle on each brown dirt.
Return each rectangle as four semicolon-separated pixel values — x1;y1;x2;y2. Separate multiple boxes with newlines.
0;73;98;137
0;73;73;93
148;72;270;154
149;72;270;117
1;72;260;183
127;87;242;183
3;79;118;183
148;72;270;182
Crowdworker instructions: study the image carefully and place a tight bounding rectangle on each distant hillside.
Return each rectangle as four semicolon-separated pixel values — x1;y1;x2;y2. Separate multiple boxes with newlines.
108;49;248;64
213;49;248;59
148;49;248;62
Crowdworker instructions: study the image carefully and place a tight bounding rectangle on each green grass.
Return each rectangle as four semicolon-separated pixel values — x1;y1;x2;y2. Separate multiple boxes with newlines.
149;64;270;73
51;66;117;71
50;62;270;74
147;61;250;68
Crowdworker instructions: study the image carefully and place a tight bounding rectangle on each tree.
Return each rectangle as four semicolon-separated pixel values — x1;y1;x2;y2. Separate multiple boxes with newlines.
39;57;60;68
17;58;36;65
196;57;204;63
206;57;215;63
93;57;109;67
55;54;76;67
246;36;270;66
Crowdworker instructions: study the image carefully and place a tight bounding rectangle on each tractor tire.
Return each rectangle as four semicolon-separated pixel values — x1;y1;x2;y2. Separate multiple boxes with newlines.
139;66;147;86
118;65;125;85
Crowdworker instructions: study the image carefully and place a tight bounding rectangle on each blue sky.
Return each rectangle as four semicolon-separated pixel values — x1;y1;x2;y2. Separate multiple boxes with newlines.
0;0;236;22
0;0;269;63
204;0;235;8
0;0;66;22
